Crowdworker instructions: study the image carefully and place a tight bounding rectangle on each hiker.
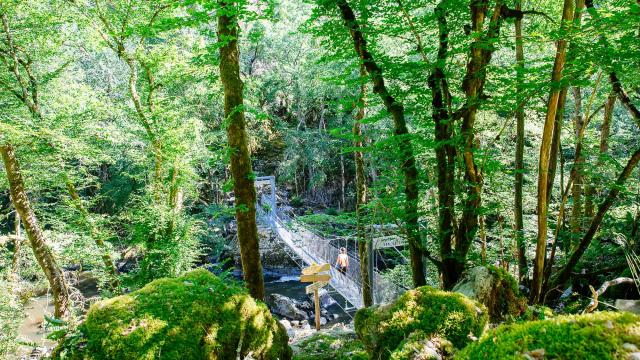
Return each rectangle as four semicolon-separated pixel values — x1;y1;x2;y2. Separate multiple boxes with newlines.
336;247;349;275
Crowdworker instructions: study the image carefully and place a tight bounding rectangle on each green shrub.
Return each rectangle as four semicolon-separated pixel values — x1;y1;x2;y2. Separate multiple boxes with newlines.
354;286;488;360
57;269;291;360
456;311;640;360
0;279;23;357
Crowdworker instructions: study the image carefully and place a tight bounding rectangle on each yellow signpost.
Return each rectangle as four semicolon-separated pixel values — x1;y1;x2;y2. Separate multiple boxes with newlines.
300;263;331;330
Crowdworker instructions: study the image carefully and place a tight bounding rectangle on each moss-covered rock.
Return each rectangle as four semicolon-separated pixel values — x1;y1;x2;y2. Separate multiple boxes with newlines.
389;331;453;360
291;328;368;360
456;311;640;360
452;266;526;322
57;269;291;360
354;286;488;360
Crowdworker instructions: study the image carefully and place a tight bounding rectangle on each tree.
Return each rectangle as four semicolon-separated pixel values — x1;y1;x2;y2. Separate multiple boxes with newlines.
0;144;69;318
530;0;574;304
334;0;427;287
218;0;265;300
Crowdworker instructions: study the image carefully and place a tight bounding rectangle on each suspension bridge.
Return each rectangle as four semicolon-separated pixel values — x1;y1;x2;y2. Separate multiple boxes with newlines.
255;176;407;310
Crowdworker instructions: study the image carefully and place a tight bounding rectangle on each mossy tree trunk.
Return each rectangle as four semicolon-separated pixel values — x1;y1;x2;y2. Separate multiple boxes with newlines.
354;63;373;307
514;0;528;284
428;0;455;286
336;0;426;287
218;0;265;300
1;144;69;318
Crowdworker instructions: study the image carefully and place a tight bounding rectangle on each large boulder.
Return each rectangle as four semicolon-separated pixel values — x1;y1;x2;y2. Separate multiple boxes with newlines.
291;325;368;360
57;269;291;360
269;294;309;320
354;286;487;360
456;311;640;360
452;266;526;322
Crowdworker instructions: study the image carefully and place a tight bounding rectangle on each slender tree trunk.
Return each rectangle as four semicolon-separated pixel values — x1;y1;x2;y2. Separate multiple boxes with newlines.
570;87;585;240
546;89;568;203
11;209;21;278
1;144;69;318
585;92;616;219
514;0;528;283
65;177;120;291
429;0;454;283
340;154;346;210
531;0;574;304
336;0;426;287
354;64;373;307
552;147;640;288
218;0;265;300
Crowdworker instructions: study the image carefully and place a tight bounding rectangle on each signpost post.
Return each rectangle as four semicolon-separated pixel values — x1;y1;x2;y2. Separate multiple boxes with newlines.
300;263;331;330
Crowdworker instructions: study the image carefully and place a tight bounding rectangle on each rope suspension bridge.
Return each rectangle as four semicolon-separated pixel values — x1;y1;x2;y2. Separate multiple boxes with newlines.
255;176;407;311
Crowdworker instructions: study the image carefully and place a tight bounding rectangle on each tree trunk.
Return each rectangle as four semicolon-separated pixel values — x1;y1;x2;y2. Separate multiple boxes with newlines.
570;87;585;240
1;144;69;318
65;177;120;291
354;64;373;307
531;0;574;304
585;92;616;220
218;0;265;300
514;0;528;283
546;88;568;203
429;0;454;284
336;0;426;287
552;147;640;288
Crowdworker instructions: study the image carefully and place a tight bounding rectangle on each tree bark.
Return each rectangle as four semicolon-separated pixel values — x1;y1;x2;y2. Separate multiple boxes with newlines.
531;0;574;304
218;0;265;300
354;64;373;307
514;0;528;283
552;147;640;289
336;0;426;287
428;0;454;284
1;144;69;318
65;177;120;291
584;92;616;220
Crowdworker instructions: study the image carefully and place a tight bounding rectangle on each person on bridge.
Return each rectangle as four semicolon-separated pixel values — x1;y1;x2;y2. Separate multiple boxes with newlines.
336;247;349;275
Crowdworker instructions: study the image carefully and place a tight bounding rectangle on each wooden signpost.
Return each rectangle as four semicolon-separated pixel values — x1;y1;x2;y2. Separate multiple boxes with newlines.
300;263;331;330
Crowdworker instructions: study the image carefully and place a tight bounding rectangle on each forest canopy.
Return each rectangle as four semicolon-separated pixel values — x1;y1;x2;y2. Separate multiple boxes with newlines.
1;0;640;358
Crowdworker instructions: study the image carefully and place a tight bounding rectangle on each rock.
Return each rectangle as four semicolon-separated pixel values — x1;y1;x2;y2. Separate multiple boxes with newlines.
302;323;311;330
320;317;327;326
269;293;308;320
301;319;308;326
290;326;368;360
321;309;328;316
299;301;313;310
389;333;453;360
355;286;487;360
605;320;614;329
452;265;526;321
615;299;640;315
57;269;291;360
624;343;639;352
629;352;640;360
333;314;339;320
291;320;300;327
280;319;292;329
309;288;336;308
458;312;640;359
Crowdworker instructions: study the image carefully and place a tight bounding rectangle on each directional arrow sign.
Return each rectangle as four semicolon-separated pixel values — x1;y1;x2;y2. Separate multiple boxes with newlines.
302;263;331;275
305;281;328;294
300;273;331;283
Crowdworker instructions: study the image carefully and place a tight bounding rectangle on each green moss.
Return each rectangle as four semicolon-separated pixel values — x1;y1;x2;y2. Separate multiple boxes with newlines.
292;331;368;360
58;269;291;360
389;331;453;360
456;311;640;360
484;266;526;322
354;286;488;360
